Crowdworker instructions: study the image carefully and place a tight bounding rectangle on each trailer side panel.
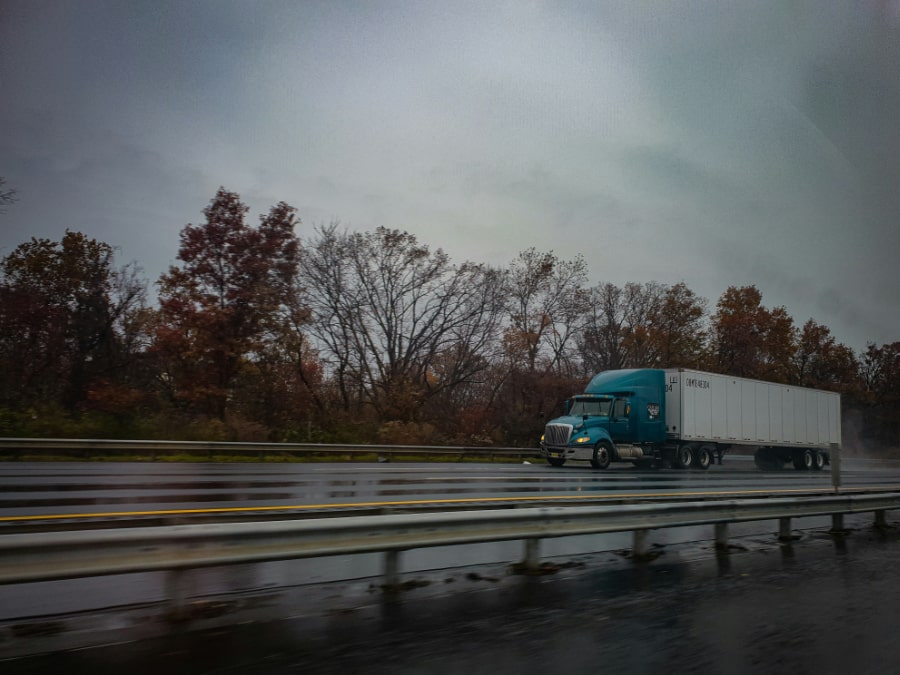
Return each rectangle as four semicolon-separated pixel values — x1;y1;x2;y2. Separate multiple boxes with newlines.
665;369;840;448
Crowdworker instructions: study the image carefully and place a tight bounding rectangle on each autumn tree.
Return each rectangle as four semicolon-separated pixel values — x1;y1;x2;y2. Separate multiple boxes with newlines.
0;231;145;411
793;319;859;393
153;188;302;422
709;285;796;382
647;282;708;368
859;342;900;445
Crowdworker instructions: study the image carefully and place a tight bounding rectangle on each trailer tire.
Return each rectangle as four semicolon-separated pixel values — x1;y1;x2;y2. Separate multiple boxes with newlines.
801;448;813;470
675;445;694;470
812;450;825;471
694;446;712;470
591;441;612;470
547;457;565;467
793;449;813;471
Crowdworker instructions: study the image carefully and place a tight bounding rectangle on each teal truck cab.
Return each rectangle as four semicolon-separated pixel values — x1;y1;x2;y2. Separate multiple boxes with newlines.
540;368;840;471
540;369;677;469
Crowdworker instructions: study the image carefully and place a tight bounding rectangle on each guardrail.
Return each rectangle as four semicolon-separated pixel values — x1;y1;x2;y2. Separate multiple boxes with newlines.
0;437;540;461
1;492;897;613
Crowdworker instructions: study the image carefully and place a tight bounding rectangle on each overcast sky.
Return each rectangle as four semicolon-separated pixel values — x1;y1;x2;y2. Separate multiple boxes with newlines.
1;1;898;350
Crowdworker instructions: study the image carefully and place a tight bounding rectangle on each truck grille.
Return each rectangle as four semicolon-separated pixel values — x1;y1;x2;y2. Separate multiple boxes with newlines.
544;423;573;447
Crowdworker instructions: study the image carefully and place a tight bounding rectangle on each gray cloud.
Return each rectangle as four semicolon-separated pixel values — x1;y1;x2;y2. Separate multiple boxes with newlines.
1;0;897;349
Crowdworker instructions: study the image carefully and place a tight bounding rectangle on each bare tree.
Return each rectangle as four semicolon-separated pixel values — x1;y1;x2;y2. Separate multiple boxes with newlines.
0;177;16;214
300;225;506;421
579;282;665;372
503;248;589;374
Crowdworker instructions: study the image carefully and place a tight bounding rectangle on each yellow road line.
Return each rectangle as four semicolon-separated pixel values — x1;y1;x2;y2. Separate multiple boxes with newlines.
3;485;900;522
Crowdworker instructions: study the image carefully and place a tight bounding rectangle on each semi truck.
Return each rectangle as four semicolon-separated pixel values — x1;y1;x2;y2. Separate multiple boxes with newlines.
540;368;841;471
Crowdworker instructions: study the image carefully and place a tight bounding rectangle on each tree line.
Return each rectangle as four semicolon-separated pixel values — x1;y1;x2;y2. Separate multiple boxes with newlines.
1;188;897;450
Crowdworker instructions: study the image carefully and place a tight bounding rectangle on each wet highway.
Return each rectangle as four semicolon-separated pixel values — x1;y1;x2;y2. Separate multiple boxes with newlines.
1;456;900;527
3;456;900;669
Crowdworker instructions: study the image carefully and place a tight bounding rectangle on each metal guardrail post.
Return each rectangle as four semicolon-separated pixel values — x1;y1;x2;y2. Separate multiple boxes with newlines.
633;530;649;559
831;442;841;492
165;569;190;620
874;510;887;529
778;517;792;541
523;538;541;571
831;513;845;533
714;523;729;550
384;550;401;587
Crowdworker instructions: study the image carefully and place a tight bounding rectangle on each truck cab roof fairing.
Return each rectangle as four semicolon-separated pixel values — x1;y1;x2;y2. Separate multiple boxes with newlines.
585;369;666;397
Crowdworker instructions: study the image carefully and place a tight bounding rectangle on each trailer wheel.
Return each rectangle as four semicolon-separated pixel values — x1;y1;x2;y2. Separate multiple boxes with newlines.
547;457;565;467
812;450;825;471
801;449;813;470
675;445;693;470
693;446;712;470
793;449;813;470
591;441;612;470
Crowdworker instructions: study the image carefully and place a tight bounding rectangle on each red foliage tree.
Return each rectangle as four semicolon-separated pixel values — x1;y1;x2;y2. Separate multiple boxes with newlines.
153;188;302;421
0;231;144;411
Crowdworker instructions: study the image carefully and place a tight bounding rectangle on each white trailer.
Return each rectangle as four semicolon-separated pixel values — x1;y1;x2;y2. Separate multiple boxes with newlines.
663;369;841;470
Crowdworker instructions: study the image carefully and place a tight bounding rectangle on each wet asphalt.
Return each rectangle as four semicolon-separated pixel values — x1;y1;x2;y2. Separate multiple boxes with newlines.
5;512;900;675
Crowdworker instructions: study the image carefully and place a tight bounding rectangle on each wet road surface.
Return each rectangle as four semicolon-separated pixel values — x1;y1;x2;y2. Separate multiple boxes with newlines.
2;457;899;525
3;457;900;672
4;512;900;674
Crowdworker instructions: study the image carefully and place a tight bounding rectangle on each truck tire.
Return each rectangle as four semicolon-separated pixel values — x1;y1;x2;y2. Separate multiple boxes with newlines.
547;457;565;467
801;449;813;470
675;445;693;470
812;450;825;471
793;449;813;470
693;446;712;470
591;441;612;470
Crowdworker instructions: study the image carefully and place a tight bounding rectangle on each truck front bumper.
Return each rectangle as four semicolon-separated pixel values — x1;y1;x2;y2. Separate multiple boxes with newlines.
541;443;571;459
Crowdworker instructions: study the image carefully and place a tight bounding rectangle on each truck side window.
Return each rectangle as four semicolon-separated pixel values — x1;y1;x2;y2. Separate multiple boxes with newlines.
613;399;627;419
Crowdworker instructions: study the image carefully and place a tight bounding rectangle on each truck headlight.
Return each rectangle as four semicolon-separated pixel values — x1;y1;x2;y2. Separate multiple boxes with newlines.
575;436;591;443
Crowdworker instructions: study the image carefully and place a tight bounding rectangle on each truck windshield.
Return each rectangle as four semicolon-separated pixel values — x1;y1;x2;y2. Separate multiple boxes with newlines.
569;399;611;416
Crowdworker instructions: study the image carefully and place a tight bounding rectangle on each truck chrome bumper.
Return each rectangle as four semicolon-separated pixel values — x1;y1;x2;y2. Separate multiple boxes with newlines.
541;444;570;459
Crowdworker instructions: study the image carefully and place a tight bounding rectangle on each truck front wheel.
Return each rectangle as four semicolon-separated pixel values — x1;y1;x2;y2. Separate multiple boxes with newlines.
591;442;612;470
